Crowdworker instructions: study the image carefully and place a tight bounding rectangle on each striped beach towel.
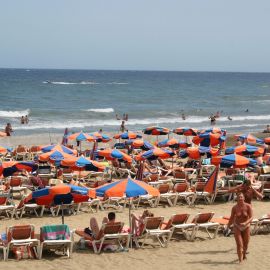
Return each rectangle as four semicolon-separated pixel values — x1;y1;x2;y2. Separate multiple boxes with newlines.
41;224;70;241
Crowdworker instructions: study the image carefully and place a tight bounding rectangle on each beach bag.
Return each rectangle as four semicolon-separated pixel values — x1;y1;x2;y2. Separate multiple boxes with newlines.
12;244;35;260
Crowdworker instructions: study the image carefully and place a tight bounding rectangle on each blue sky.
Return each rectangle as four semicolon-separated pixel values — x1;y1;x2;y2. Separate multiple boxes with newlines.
1;0;270;72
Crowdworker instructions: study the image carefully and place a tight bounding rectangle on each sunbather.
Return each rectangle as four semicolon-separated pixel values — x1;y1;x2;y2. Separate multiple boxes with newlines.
131;210;154;236
89;212;116;240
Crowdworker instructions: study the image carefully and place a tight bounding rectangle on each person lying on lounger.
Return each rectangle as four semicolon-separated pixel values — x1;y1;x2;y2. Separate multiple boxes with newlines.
131;210;154;236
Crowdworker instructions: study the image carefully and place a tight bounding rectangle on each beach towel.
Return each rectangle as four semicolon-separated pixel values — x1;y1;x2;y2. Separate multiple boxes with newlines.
40;224;70;241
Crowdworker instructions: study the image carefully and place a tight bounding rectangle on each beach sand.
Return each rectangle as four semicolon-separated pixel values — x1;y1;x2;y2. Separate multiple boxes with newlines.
0;200;269;270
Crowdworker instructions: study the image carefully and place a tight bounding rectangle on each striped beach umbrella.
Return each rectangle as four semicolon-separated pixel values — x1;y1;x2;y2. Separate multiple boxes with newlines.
193;132;226;148
179;146;219;160
98;149;132;163
61;156;105;172
68;132;95;142
39;150;75;162
113;131;142;140
0;161;38;177
158;138;190;149
89;132;111;143
234;134;264;145
95;178;159;198
200;127;226;135
173;128;198;136
211;154;257;168
41;144;77;155
225;145;265;157
143;126;170;136
25;184;95;224
135;148;175;161
130;139;155;151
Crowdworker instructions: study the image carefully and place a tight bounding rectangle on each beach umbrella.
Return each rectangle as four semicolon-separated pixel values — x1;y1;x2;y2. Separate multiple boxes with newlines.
98;149;132;163
61;156;105;172
68;132;95;142
0;161;38;177
157;138;190;149
25;184;95;224
126;139;155;151
135;148;175;161
173;128;198;136
39;150;75;162
264;137;270;145
179;146;219;160
94;178;160;233
211;154;257;168
225;145;265;157
89;132;111;143
113;131;142;140
234;134;264;145
41;144;77;155
193;132;226;148
143;126;170;136
199;127;226;135
68;132;95;152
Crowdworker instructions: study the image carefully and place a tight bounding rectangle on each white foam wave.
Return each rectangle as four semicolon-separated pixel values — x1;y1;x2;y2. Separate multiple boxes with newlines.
217;115;270;121
106;82;129;85
0;109;30;118
43;81;99;85
84;108;114;113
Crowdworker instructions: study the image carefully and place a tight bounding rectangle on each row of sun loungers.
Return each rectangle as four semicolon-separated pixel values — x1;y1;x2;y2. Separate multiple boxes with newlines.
1;211;270;260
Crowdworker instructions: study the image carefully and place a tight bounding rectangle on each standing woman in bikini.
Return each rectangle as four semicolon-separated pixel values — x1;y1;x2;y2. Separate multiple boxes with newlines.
227;193;253;263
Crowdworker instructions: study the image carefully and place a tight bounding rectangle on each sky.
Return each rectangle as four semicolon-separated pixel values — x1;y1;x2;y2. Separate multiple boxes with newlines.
1;0;270;72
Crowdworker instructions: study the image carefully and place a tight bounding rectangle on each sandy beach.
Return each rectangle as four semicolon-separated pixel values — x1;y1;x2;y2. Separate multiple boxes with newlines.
0;200;269;270
0;131;270;269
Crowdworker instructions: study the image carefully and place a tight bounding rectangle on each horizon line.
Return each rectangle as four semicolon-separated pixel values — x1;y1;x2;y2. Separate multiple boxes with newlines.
0;66;270;74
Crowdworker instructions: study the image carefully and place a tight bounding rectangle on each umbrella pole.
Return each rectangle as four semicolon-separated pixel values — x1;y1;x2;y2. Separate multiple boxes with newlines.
61;202;64;224
129;198;132;248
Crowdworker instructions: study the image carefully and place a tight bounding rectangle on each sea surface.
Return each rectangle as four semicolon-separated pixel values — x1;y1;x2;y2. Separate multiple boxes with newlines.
1;68;270;136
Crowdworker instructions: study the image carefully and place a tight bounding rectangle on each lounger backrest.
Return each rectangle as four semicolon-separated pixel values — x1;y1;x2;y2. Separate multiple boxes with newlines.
195;181;205;192
144;217;164;230
148;173;159;182
10;177;22;187
102;222;124;235
159;184;170;194
173;171;187;179
0;196;8;205
30;146;40;153
263;181;270;189
174;183;188;193
8;225;34;242
171;214;190;225
16;146;28;153
192;212;214;224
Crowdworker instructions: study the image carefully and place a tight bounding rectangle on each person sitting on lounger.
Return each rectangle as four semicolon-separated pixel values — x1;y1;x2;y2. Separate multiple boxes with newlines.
131;210;154;236
89;212;116;239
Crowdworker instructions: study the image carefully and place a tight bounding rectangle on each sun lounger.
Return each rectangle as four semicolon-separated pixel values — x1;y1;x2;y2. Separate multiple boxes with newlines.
76;222;130;254
6;224;40;260
252;214;270;235
191;212;220;240
162;214;197;241
157;184;178;207
133;217;172;248
173;182;195;206
39;224;73;259
0;194;15;219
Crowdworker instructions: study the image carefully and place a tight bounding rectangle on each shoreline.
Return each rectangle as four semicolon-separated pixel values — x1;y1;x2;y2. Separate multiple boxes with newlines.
1;131;269;148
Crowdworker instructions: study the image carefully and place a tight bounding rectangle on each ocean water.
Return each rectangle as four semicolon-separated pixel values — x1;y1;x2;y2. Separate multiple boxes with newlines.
1;68;270;136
